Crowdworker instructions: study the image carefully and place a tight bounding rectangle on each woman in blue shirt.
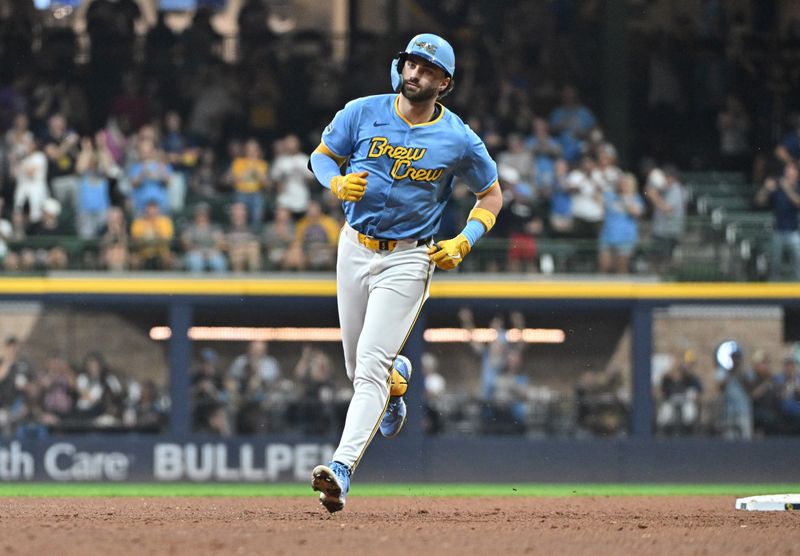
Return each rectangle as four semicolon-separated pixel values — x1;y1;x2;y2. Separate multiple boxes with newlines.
598;172;644;273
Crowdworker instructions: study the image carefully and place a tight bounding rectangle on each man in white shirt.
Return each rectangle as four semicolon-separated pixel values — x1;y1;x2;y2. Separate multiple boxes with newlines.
13;136;49;223
567;155;604;238
271;134;312;217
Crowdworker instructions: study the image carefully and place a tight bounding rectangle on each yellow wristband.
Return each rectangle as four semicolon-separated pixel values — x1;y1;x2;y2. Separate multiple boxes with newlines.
468;207;496;233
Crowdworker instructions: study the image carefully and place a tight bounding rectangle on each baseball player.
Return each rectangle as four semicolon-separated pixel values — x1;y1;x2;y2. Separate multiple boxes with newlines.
308;33;502;513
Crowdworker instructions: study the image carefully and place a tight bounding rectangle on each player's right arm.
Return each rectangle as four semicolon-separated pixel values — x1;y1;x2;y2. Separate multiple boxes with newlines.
309;100;369;202
310;143;368;202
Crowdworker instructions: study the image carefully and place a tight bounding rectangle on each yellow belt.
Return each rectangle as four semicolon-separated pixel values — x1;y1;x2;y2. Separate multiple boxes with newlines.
356;232;429;252
357;233;398;252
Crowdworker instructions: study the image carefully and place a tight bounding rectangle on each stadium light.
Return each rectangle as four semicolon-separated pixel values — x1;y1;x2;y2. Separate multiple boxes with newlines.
149;326;565;344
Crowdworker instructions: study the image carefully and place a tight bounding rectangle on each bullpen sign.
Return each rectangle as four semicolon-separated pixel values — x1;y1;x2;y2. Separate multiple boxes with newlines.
0;440;335;482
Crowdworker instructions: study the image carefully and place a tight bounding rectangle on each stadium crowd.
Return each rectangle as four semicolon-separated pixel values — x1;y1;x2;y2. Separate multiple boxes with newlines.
0;335;169;437
656;345;800;439
0;1;799;276
183;323;800;439
1;0;800;439
190;340;353;436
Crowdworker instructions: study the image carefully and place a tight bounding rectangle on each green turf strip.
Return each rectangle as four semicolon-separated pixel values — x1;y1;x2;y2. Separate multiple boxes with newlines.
0;483;798;497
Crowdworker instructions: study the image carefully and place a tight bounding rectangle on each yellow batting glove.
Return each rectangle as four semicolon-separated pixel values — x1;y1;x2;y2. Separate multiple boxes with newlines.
330;171;368;202
427;233;471;270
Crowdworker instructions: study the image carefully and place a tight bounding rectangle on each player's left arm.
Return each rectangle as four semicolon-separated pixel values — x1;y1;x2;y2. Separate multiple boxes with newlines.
428;123;504;271
428;181;502;270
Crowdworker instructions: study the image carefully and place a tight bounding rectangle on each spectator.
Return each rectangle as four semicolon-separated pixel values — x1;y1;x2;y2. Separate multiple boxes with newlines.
743;349;782;435
566;155;604;239
189;148;221;200
715;346;753;439
127;379;167;432
716;94;751;172
144;11;179;80
773;356;800;433
110;72;153;134
754;162;800;281
421;352;446;435
291;344;336;434
11;134;47;223
0;204;13;269
191;347;226;406
227;138;269;227
555;127;586;165
526;117;562;187
130;199;174;270
25;198;69;270
181;202;227;273
160;110;193;213
187;64;239;148
39;351;77;428
227;340;281;391
41;113;79;210
161;110;190;167
99;206;130;271
549;85;597;140
262;206;301;270
127;138;172;216
182;7;223;69
225;201;261;272
645;165;688;274
271;134;312;217
574;369;628;437
4;209;29;271
498;133;536;185
96;117;128;168
592;143;623;191
775;112;800;167
75;136;115;239
75;352;123;420
243;70;283;143
495;166;543;273
237;0;273;60
547;158;574;235
4;112;33;175
458;308;518;429
293;200;340;270
655;350;703;435
490;349;530;433
0;336;31;435
598;172;644;274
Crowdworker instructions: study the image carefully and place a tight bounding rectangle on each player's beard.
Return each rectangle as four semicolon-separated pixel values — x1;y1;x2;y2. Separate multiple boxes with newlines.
400;79;439;103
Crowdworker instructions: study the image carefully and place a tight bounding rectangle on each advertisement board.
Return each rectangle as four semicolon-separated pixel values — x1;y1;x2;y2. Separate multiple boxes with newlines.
0;440;335;482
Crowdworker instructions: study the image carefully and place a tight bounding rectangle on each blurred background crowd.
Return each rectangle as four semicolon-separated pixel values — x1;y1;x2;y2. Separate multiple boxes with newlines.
1;0;800;278
186;314;800;439
0;334;168;437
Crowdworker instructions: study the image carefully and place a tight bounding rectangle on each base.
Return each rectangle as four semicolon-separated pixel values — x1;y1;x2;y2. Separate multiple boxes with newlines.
735;494;800;511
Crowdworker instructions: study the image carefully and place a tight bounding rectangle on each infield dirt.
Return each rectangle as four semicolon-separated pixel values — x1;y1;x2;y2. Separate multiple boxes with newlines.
0;496;798;555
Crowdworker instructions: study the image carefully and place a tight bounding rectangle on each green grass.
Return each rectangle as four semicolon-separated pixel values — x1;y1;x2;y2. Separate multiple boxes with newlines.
0;483;797;497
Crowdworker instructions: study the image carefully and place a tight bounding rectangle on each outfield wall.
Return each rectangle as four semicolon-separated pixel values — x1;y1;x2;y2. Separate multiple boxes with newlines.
0;275;798;483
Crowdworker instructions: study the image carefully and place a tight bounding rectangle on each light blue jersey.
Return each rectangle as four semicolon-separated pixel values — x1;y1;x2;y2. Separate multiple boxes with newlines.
320;94;497;239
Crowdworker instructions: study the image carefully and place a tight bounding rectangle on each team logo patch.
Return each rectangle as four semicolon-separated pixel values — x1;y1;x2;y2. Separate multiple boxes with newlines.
367;137;443;183
324;123;334;135
414;40;437;55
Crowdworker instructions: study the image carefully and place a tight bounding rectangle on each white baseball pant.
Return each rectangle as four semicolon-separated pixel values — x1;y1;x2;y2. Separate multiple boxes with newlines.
332;223;433;470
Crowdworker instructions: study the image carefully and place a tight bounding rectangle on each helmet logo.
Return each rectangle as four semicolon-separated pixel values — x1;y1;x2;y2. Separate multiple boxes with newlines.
414;40;438;55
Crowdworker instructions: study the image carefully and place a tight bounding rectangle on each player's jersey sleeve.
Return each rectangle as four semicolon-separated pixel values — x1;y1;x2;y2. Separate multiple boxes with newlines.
456;126;498;195
320;99;363;158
